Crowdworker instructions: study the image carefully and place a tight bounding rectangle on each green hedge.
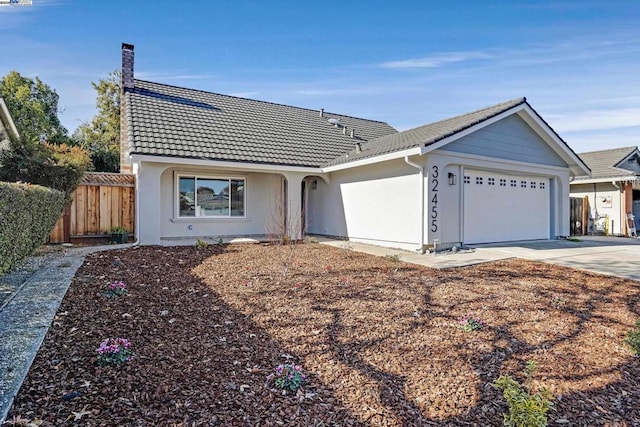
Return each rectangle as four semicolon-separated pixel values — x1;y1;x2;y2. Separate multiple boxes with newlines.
0;182;65;275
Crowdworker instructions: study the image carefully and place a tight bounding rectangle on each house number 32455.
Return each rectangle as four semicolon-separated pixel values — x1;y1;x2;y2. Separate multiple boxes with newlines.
430;165;438;232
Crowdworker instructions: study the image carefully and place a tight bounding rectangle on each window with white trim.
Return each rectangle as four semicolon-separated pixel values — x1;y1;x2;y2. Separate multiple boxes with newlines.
178;175;245;217
488;177;495;186
499;179;506;186
540;182;546;189
476;177;483;185
464;176;470;184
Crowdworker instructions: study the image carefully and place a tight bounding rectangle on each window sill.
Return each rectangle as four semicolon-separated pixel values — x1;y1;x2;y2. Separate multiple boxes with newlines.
170;216;250;223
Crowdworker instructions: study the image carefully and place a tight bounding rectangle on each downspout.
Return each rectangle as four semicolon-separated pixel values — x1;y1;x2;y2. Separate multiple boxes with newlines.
404;156;425;253
611;180;621;236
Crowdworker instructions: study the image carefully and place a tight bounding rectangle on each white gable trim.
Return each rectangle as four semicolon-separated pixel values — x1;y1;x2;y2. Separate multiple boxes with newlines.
420;103;590;177
613;147;640;169
516;105;589;176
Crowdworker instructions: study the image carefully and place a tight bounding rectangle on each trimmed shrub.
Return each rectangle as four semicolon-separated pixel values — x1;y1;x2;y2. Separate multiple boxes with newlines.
0;182;65;275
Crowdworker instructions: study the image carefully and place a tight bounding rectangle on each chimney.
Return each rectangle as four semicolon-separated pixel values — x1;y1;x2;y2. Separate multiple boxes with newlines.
121;43;135;91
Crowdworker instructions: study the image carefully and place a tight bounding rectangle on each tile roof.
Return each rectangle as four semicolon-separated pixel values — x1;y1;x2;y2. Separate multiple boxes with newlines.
325;98;527;166
573;146;639;181
125;80;397;167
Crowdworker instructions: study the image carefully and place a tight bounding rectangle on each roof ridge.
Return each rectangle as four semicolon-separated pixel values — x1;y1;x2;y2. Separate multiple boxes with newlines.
578;146;638;155
133;79;394;127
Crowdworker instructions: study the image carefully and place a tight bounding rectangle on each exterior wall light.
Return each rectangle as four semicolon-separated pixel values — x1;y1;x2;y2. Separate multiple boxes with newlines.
448;172;457;185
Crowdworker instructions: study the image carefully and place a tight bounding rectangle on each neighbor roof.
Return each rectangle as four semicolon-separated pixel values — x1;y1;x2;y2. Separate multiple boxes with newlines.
124;80;397;167
325;97;528;166
572;146;639;182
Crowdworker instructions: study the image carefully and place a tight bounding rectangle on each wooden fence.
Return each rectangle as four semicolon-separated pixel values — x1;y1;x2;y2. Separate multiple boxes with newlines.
49;173;135;243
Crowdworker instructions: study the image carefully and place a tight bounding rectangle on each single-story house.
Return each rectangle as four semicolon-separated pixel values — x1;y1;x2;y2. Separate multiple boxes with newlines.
570;146;640;236
0;97;19;151
120;43;590;251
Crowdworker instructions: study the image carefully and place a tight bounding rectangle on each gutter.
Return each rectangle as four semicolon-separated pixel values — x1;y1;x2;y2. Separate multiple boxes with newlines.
404;156;425;253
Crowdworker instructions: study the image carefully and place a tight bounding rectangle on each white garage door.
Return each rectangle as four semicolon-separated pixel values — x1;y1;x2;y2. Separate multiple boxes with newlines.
463;170;550;244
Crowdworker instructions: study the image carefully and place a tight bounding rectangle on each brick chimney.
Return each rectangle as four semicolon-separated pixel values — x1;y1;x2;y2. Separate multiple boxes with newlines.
121;43;134;91
120;43;134;173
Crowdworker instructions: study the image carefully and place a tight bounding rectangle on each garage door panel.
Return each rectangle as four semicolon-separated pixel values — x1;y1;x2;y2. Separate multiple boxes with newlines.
463;170;549;244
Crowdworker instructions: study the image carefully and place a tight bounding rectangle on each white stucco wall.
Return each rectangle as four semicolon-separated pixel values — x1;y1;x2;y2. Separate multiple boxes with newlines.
570;182;623;235
427;150;571;245
307;157;423;251
135;160;286;244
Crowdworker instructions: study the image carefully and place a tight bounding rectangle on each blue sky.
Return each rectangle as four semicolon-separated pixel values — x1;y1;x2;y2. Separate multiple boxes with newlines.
1;0;638;153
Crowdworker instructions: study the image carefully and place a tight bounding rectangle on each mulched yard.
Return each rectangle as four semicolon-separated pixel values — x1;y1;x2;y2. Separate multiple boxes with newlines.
6;242;640;426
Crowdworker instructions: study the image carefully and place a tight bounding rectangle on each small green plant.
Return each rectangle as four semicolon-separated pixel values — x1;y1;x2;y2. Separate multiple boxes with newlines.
267;364;306;392
196;239;209;249
495;361;553;427
457;313;485;332
96;338;135;366
110;226;127;234
550;295;566;309
104;280;128;298
216;237;224;245
625;318;640;355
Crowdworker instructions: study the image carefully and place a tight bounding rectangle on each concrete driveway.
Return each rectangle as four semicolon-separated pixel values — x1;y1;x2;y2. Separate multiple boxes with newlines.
319;236;640;281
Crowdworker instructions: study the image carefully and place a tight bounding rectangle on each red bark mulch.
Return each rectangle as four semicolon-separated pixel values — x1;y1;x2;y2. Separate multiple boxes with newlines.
6;243;640;426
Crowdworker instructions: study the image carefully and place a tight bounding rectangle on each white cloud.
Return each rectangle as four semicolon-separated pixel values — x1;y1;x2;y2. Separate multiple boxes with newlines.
380;51;494;69
547;108;640;132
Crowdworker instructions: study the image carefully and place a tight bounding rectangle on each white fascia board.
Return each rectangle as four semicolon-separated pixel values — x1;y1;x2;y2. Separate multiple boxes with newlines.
420;103;590;177
130;154;322;174
613;148;640;168
516;105;590;176
0;98;19;138
570;176;638;185
320;147;422;172
420;104;528;156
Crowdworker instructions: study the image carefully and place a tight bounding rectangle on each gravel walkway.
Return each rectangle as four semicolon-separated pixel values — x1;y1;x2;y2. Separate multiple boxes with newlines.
0;244;132;424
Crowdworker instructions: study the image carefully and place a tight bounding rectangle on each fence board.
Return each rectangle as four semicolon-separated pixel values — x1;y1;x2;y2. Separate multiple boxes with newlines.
49;173;135;243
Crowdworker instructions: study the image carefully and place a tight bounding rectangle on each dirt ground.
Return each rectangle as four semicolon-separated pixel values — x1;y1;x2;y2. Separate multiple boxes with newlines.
6;243;640;426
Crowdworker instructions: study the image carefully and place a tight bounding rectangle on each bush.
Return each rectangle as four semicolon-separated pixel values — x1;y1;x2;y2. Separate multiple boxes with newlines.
0;135;91;201
626;318;640;355
495;361;553;427
0;182;65;275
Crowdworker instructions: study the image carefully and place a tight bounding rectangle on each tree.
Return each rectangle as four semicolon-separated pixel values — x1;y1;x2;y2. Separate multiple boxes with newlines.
0;134;91;202
0;70;69;144
72;70;120;172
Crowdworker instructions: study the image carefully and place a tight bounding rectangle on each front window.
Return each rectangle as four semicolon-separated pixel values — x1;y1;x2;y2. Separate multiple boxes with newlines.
178;175;245;217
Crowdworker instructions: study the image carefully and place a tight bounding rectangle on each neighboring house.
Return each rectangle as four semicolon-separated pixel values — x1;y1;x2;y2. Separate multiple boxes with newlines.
0;97;19;152
120;43;590;250
570;146;640;236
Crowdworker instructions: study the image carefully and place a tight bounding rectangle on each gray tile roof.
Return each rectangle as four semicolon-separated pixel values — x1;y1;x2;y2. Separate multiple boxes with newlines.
573;146;638;181
325;97;527;166
125;80;397;167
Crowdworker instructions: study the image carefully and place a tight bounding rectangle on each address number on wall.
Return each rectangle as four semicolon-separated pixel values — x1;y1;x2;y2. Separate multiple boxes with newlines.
431;165;438;232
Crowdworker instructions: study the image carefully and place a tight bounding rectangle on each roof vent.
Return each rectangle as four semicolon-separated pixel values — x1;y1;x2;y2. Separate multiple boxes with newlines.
342;126;347;135
327;118;341;127
350;129;355;138
319;108;324;117
355;143;362;153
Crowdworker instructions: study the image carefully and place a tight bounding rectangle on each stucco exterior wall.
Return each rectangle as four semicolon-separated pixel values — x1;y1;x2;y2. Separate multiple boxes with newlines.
307;157;422;251
570;182;624;235
135;160;285;244
427;150;571;245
